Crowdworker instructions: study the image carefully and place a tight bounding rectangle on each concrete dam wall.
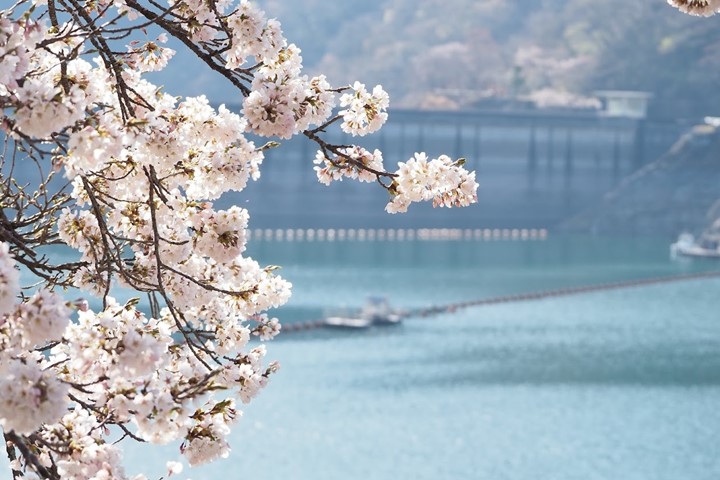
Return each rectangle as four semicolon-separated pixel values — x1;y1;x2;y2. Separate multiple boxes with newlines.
229;108;689;229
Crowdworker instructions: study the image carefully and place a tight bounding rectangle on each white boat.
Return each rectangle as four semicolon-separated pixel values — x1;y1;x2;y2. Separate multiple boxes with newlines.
323;297;402;329
324;316;374;329
671;232;720;259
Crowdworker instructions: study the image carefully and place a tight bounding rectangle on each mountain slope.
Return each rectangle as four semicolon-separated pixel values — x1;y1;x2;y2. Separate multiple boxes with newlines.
562;125;720;235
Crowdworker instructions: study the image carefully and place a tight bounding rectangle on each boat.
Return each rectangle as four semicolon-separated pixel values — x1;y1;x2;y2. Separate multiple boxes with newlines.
671;231;720;259
323;316;374;329
323;297;403;329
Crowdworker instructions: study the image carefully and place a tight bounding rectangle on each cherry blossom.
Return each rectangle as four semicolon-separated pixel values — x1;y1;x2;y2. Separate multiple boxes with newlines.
667;0;720;16
339;81;390;136
313;146;385;185
0;0;479;478
126;35;176;73
0;242;18;317
386;153;478;213
0;356;68;435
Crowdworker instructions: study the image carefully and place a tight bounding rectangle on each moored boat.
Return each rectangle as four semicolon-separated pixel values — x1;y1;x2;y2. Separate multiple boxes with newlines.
323;297;402;329
671;232;720;259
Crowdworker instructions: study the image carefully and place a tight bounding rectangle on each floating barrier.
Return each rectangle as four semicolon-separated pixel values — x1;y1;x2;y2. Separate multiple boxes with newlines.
280;270;720;334
248;228;549;242
406;270;720;318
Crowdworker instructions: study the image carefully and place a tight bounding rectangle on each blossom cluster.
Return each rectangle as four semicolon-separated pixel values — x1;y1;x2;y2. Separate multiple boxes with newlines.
667;0;720;16
0;15;42;97
0;1;290;475
0;0;479;478
0;242;279;476
386;153;479;214
242;45;337;138
339;81;390;136
0;243;18;317
169;0;337;139
0;245;70;437
2;15;86;138
125;34;176;73
313;146;385;185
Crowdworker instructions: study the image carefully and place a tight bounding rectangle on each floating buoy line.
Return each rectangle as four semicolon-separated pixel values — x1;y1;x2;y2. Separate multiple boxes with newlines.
281;270;720;333
248;227;549;242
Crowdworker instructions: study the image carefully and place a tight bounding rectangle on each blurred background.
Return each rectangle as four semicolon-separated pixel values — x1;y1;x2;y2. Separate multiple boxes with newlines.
132;1;720;478
154;0;720;235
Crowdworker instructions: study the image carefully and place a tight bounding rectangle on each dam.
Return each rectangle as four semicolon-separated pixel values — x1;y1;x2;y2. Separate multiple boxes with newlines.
233;108;690;229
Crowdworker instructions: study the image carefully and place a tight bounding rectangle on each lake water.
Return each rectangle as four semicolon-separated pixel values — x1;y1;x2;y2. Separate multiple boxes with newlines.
6;235;720;479
121;234;720;480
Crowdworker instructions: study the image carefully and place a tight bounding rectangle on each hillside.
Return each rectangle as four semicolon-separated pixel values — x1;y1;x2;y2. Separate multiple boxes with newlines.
264;0;720;118
154;0;720;120
562;124;720;235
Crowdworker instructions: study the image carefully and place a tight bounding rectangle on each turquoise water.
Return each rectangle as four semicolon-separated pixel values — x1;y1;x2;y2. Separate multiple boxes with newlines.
120;235;720;479
250;235;720;322
7;235;720;479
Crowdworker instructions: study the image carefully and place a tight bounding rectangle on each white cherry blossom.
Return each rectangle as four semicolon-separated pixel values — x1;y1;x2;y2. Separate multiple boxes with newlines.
667;0;720;15
0;356;68;435
0;0;479;478
339;81;390;136
0;242;19;317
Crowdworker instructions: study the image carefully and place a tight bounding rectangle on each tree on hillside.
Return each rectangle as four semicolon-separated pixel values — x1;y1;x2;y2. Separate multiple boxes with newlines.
273;0;720;116
310;0;527;107
515;0;720;117
0;1;478;478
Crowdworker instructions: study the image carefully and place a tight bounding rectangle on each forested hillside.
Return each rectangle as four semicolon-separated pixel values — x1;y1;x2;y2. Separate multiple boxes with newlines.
264;0;720;119
163;0;720;120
